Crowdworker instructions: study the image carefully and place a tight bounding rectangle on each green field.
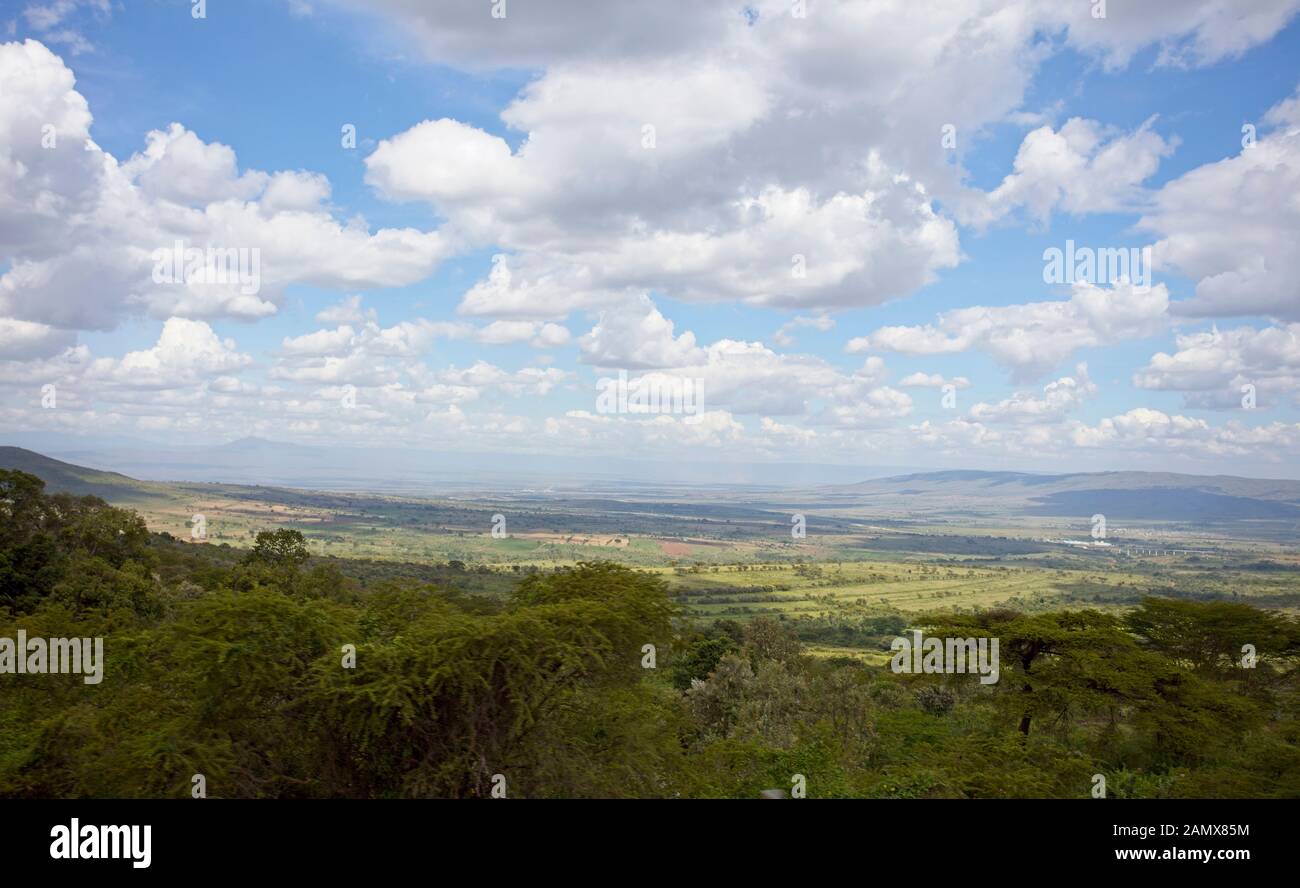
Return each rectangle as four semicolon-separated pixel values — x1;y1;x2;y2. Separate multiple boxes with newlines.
5;449;1300;800
7;445;1300;660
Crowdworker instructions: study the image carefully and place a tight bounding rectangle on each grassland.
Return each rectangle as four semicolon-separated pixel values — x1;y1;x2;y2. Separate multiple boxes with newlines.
129;479;1300;654
7;445;1297;658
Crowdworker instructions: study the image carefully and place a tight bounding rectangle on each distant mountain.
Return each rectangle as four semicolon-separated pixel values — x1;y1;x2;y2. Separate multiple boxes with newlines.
0;446;167;503
29;438;917;491
834;468;1300;498
216;436;325;454
7;443;1300;527
820;469;1300;522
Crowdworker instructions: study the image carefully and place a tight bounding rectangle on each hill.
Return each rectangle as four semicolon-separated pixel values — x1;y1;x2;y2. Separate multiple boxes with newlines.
0;446;169;504
819;469;1300;522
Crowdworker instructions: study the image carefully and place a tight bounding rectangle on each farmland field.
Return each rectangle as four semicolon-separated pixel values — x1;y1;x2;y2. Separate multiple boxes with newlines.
86;465;1300;660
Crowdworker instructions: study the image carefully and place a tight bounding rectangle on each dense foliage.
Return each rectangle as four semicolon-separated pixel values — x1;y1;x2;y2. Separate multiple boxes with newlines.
2;470;1298;798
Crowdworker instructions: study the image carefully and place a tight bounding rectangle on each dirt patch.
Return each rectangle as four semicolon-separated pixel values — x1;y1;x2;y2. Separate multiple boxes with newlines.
658;540;695;557
515;532;629;548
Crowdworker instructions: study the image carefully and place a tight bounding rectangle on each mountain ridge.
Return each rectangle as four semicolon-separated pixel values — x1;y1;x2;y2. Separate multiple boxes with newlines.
0;445;167;501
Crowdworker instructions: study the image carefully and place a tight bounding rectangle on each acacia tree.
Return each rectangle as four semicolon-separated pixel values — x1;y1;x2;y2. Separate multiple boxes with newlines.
246;529;310;570
1127;597;1298;683
312;562;678;797
926;607;1261;749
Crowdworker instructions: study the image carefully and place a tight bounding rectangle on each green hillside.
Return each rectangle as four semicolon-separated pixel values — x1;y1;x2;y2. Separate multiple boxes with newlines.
0;446;169;504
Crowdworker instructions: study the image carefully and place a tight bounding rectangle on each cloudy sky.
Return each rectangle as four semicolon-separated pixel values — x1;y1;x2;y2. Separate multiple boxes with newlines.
2;0;1299;477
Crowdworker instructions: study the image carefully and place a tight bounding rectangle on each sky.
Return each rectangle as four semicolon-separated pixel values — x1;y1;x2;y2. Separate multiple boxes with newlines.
1;0;1299;478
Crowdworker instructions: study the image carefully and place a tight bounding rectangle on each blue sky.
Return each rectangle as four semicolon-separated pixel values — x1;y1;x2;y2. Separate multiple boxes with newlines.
2;0;1299;477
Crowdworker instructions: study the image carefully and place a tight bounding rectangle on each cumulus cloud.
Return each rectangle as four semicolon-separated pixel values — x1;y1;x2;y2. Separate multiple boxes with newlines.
578;297;704;369
608;334;910;426
316;295;373;325
345;0;1300;73
898;372;971;389
0;39;452;342
968;117;1176;226
86;318;251;389
773;315;835;347
912;407;1300;466
361;1;1070;318
368;128;962;315
281;325;360;358
478;320;572;348
434;361;567;397
1046;0;1300;69
969;364;1096;424
1139;92;1300;321
852;281;1169;381
1066;408;1300;462
1134;323;1300;409
273;318;470;385
0;317;75;361
5;6;1300;470
350;0;1294;324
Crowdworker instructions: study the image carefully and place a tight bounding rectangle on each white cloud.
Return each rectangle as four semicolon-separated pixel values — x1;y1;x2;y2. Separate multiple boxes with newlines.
911;407;1300;466
0;342;88;385
757;416;818;449
478;320;544;346
477;319;572;348
19;1;107;55
348;0;1300;73
1067;408;1300;461
350;0;1294;324
0;40;453;334
531;322;572;349
1140;94;1300;320
281;325;358;358
5;9;1300;472
619;336;909;425
0;316;75;360
970;117;1176;226
86;318;251;389
969;364;1095;424
854;281;1169;381
898;372;971;389
816;385;914;429
122;123;267;205
1134;323;1300;409
1046;0;1300;69
435;360;567;397
272;317;475;387
578;296;704;369
260;170;331;213
773;315;835;347
457;254;630;320
315;295;372;325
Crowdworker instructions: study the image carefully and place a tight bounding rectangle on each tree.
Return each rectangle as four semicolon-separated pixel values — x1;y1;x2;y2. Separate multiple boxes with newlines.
0;470;153;614
1127;597;1298;680
245;529;310;571
312;562;678;797
928;609;1160;737
671;635;735;690
742;616;803;667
